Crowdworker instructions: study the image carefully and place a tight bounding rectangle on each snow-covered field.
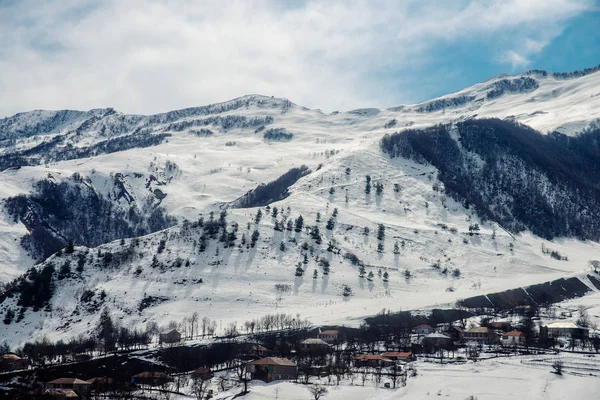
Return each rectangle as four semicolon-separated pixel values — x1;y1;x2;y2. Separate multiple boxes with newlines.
204;356;600;400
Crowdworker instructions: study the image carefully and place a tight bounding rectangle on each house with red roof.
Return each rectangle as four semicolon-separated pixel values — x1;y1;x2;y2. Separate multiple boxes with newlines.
502;330;526;345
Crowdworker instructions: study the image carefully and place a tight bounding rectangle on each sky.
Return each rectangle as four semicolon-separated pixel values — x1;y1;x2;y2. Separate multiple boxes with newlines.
0;0;599;117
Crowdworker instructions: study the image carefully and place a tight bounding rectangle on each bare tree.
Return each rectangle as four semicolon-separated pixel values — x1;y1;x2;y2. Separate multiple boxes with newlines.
236;363;251;394
182;317;191;339
191;375;211;400
190;312;199;338
308;385;328;400
201;317;209;337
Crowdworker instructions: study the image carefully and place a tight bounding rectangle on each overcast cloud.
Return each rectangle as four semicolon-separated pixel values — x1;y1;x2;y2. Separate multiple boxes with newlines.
0;0;595;116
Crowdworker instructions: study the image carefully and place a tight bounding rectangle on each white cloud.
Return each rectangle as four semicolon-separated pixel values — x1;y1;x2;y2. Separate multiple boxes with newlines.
0;0;594;116
498;51;532;70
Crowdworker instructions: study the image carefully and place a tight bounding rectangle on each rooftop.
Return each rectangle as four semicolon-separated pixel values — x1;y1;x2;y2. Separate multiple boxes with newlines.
319;330;339;335
47;378;91;385
132;371;171;378
356;354;393;362
248;357;297;367
382;351;413;358
547;321;588;329
504;331;525;337
301;338;329;345
1;353;21;361
424;333;452;339
466;327;494;334
86;377;114;384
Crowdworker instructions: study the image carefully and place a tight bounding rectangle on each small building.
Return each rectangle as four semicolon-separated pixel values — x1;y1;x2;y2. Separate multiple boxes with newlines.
159;329;181;345
247;357;298;382
444;326;464;341
355;354;394;368
46;378;91;398
546;321;589;339
381;352;415;362
86;377;115;393
317;330;340;344
414;324;434;335
422;332;453;348
132;371;173;386
461;327;499;344
502;330;526;346
0;353;29;371
300;338;329;351
191;367;214;380
245;344;272;358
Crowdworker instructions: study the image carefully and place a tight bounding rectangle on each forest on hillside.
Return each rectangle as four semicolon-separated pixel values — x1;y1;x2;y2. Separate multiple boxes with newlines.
381;119;600;240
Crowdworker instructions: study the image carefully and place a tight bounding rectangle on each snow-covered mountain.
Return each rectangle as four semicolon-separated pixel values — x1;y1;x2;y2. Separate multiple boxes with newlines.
2;65;600;348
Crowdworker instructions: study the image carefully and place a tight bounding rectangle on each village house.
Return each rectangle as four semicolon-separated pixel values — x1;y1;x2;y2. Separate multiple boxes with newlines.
0;353;29;371
46;378;91;398
300;338;329;351
131;371;174;386
159;329;181;345
317;329;340;344
461;327;499;344
86;377;115;394
422;332;453;348
355;354;394;368
242;343;272;359
247;357;298;382
413;324;434;335
546;321;589;339
502;330;526;346
191;367;214;380
444;326;464;341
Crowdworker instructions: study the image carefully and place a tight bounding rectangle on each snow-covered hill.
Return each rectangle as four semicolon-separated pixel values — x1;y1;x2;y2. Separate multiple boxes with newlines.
2;66;600;347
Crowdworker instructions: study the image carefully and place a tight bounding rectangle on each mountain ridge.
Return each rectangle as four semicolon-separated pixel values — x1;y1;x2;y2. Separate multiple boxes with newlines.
2;65;600;348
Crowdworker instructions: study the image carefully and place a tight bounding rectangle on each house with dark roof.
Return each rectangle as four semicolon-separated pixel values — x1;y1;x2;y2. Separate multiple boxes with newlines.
355;354;394;368
317;329;340;343
300;338;329;351
247;357;297;382
0;353;29;371
422;332;453;348
191;367;214;380
159;329;181;345
86;377;115;393
132;371;173;386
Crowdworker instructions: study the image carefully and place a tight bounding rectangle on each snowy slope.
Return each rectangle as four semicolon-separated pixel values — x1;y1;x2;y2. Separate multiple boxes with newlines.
2;139;600;348
1;66;600;347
